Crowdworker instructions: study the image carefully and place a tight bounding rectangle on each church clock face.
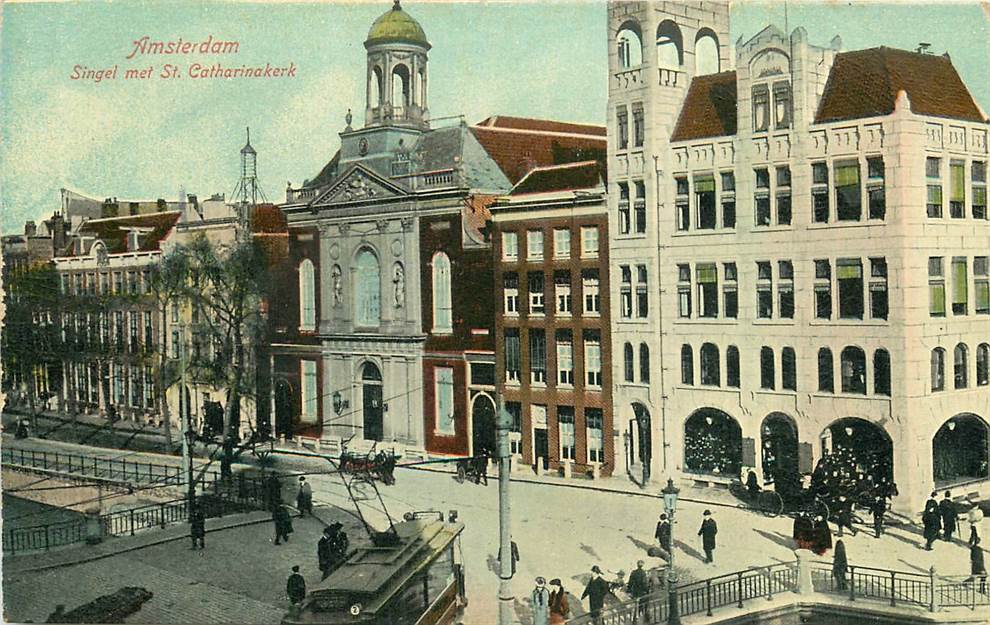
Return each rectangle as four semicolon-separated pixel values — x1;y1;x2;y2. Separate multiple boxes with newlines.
358;138;369;156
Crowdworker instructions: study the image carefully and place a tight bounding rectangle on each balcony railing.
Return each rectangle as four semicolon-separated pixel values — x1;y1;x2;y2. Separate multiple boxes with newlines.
658;67;685;87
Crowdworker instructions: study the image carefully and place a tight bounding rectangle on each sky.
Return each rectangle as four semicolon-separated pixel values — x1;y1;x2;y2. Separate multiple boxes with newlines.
1;1;988;233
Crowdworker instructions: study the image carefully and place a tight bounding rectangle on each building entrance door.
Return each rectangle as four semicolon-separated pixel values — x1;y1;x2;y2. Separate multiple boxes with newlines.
362;363;383;442
471;394;496;456
274;379;292;438
534;428;549;470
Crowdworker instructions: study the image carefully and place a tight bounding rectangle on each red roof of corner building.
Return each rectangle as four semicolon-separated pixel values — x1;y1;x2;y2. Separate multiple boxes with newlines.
510;160;605;195
815;47;986;124
670;71;738;143
470;116;607;184
72;211;181;255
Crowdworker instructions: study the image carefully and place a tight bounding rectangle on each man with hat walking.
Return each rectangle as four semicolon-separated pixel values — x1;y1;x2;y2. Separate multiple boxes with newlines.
286;565;306;611
296;476;313;517
581;565;610;622
698;509;718;564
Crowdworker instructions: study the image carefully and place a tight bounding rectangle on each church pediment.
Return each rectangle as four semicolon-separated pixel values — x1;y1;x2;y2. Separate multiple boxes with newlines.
309;164;407;208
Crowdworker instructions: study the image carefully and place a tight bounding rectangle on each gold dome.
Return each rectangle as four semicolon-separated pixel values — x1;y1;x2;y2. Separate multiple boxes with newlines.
365;0;430;49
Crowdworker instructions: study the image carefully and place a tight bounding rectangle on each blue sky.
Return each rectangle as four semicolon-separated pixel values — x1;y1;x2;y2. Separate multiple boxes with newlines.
1;1;987;232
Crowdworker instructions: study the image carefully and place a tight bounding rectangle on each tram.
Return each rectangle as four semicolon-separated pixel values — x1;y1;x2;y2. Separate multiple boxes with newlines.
284;513;466;625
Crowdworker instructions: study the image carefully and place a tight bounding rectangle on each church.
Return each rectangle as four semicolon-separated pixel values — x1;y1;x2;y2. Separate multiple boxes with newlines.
267;0;606;457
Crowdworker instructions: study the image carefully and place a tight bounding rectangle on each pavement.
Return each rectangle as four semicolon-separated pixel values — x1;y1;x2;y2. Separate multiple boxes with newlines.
4;420;990;624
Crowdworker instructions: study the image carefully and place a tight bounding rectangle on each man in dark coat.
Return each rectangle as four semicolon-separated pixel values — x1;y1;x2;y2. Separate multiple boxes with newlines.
871;496;886;538
286;565;306;606
626;560;650;616
498;540;520;576
189;503;206;549
923;495;942;551
580;565;610;621
273;504;293;545
835;499;857;537
941;491;958;541
812;514;833;555
698;510;717;563
266;473;283;512
317;527;334;580
655;514;672;554
970;536;987;593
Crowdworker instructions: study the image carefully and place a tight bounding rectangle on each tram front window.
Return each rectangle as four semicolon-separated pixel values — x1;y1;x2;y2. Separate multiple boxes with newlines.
386;545;457;625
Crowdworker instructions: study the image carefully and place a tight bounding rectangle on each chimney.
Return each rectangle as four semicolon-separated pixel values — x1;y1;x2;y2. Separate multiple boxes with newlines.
51;213;66;250
24;221;37;237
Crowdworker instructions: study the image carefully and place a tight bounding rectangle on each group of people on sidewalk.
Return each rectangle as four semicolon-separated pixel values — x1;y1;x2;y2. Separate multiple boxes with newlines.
922;491;986;591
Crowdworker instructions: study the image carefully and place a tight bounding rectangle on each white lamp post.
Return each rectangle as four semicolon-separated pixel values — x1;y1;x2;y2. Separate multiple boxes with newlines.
662;478;681;625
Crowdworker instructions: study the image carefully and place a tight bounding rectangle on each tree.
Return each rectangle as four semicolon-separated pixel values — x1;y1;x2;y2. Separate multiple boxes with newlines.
184;235;270;474
147;245;191;451
1;263;62;430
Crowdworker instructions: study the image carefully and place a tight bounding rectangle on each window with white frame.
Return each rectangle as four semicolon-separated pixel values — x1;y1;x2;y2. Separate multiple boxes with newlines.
867;157;886;220
952;256;968;316
675;176;690;231
530;329;547;385
435;366;455;434
618;183;631;235
815;260;832;319
812;162;830;223
528;271;545;315
634;181;647;233
929;257;946;317
554;228;571;259
502;231;519;261
974;161;987;220
927;157;943;218
581;226;599;258
950;160;966;218
754;168;771;226
677;264;692;318
695;174;716;230
527;230;543;260
620;266;632;318
869;258;888;320
505;329;520;383
721;172;736;228
837;258;864;320
696;263;718;318
558;406;575;461
582;270;600;315
301;360;318;423
299;259;316;331
835;161;862;221
723;262;738;318
555;271;572;315
584;331;602;388
778;261;794;319
636;265;648;318
975;256;989;315
556;330;574;386
503;272;519;315
776;166;792;225
586;408;604;463
432;252;453;332
756;261;773;319
355;249;381;327
506;401;522;454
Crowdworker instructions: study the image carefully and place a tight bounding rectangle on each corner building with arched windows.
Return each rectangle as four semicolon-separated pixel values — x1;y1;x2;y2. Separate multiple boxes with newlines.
607;1;989;514
269;1;607;456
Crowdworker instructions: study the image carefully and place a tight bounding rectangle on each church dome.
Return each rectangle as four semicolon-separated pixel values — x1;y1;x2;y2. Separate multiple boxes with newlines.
365;1;430;49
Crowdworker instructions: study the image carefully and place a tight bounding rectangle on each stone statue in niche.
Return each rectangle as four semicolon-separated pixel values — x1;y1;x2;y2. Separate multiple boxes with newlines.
331;264;343;308
392;262;405;308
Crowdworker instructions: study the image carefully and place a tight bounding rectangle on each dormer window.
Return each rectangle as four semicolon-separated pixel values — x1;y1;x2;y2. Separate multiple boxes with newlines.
752;85;770;132
127;231;142;252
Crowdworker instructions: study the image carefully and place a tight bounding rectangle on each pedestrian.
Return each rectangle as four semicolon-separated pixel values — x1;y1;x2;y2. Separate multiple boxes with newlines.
329;522;349;562
746;469;761;499
970;536;987;593
317;527;334;580
498;540;520;576
793;513;814;550
580;566;610;622
266;472;283;511
922;495;942;551
626;560;650;616
812;514;832;555
530;577;550;625
698;509;718;564
548;578;569;625
273;504;293;545
968;501;984;546
296;476;313;516
941;491;958;541
835;498;857;537
655;513;672;554
832;540;848;590
286;565;307;608
189;503;206;549
870;496;886;538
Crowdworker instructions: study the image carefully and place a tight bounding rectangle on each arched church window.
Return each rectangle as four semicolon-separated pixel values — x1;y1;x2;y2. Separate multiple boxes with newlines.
355;249;381;327
432;252;452;332
298;258;316;331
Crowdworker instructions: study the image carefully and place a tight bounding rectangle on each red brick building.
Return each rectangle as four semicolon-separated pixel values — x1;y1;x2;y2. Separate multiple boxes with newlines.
490;160;614;477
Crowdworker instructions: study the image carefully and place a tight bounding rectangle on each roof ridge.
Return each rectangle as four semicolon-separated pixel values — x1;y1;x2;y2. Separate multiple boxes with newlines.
83;210;182;224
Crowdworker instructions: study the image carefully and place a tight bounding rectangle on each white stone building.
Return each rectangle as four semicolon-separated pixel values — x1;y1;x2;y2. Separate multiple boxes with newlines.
607;1;989;513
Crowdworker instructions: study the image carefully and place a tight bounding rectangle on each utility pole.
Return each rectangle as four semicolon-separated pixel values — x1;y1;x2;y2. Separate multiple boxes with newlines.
496;395;514;625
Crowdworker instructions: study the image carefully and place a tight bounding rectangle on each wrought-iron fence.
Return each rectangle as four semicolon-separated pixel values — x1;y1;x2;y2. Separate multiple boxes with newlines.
1;446;184;485
2;518;86;555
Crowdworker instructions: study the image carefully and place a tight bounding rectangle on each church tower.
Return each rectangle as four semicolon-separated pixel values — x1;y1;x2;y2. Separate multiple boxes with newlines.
364;0;431;130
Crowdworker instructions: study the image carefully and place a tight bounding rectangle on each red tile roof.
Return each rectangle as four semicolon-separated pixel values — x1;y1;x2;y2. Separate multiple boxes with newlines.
73;211;181;255
470;119;607;185
815;47;986;124
670;71;738;143
510;160;604;195
474;115;606;137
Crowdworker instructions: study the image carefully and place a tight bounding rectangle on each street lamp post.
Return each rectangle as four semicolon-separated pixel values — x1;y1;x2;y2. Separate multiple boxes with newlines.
662;478;681;625
496;396;514;625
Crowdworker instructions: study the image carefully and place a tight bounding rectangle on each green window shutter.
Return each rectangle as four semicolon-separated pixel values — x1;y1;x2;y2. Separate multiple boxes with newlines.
836;261;862;280
835;164;860;187
930;284;946;315
694;175;715;193
953;259;968;304
696;265;718;283
928;185;943;205
950;163;966;202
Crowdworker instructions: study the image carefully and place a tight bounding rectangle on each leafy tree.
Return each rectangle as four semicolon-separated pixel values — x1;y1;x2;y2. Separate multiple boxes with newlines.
184;235;270;473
